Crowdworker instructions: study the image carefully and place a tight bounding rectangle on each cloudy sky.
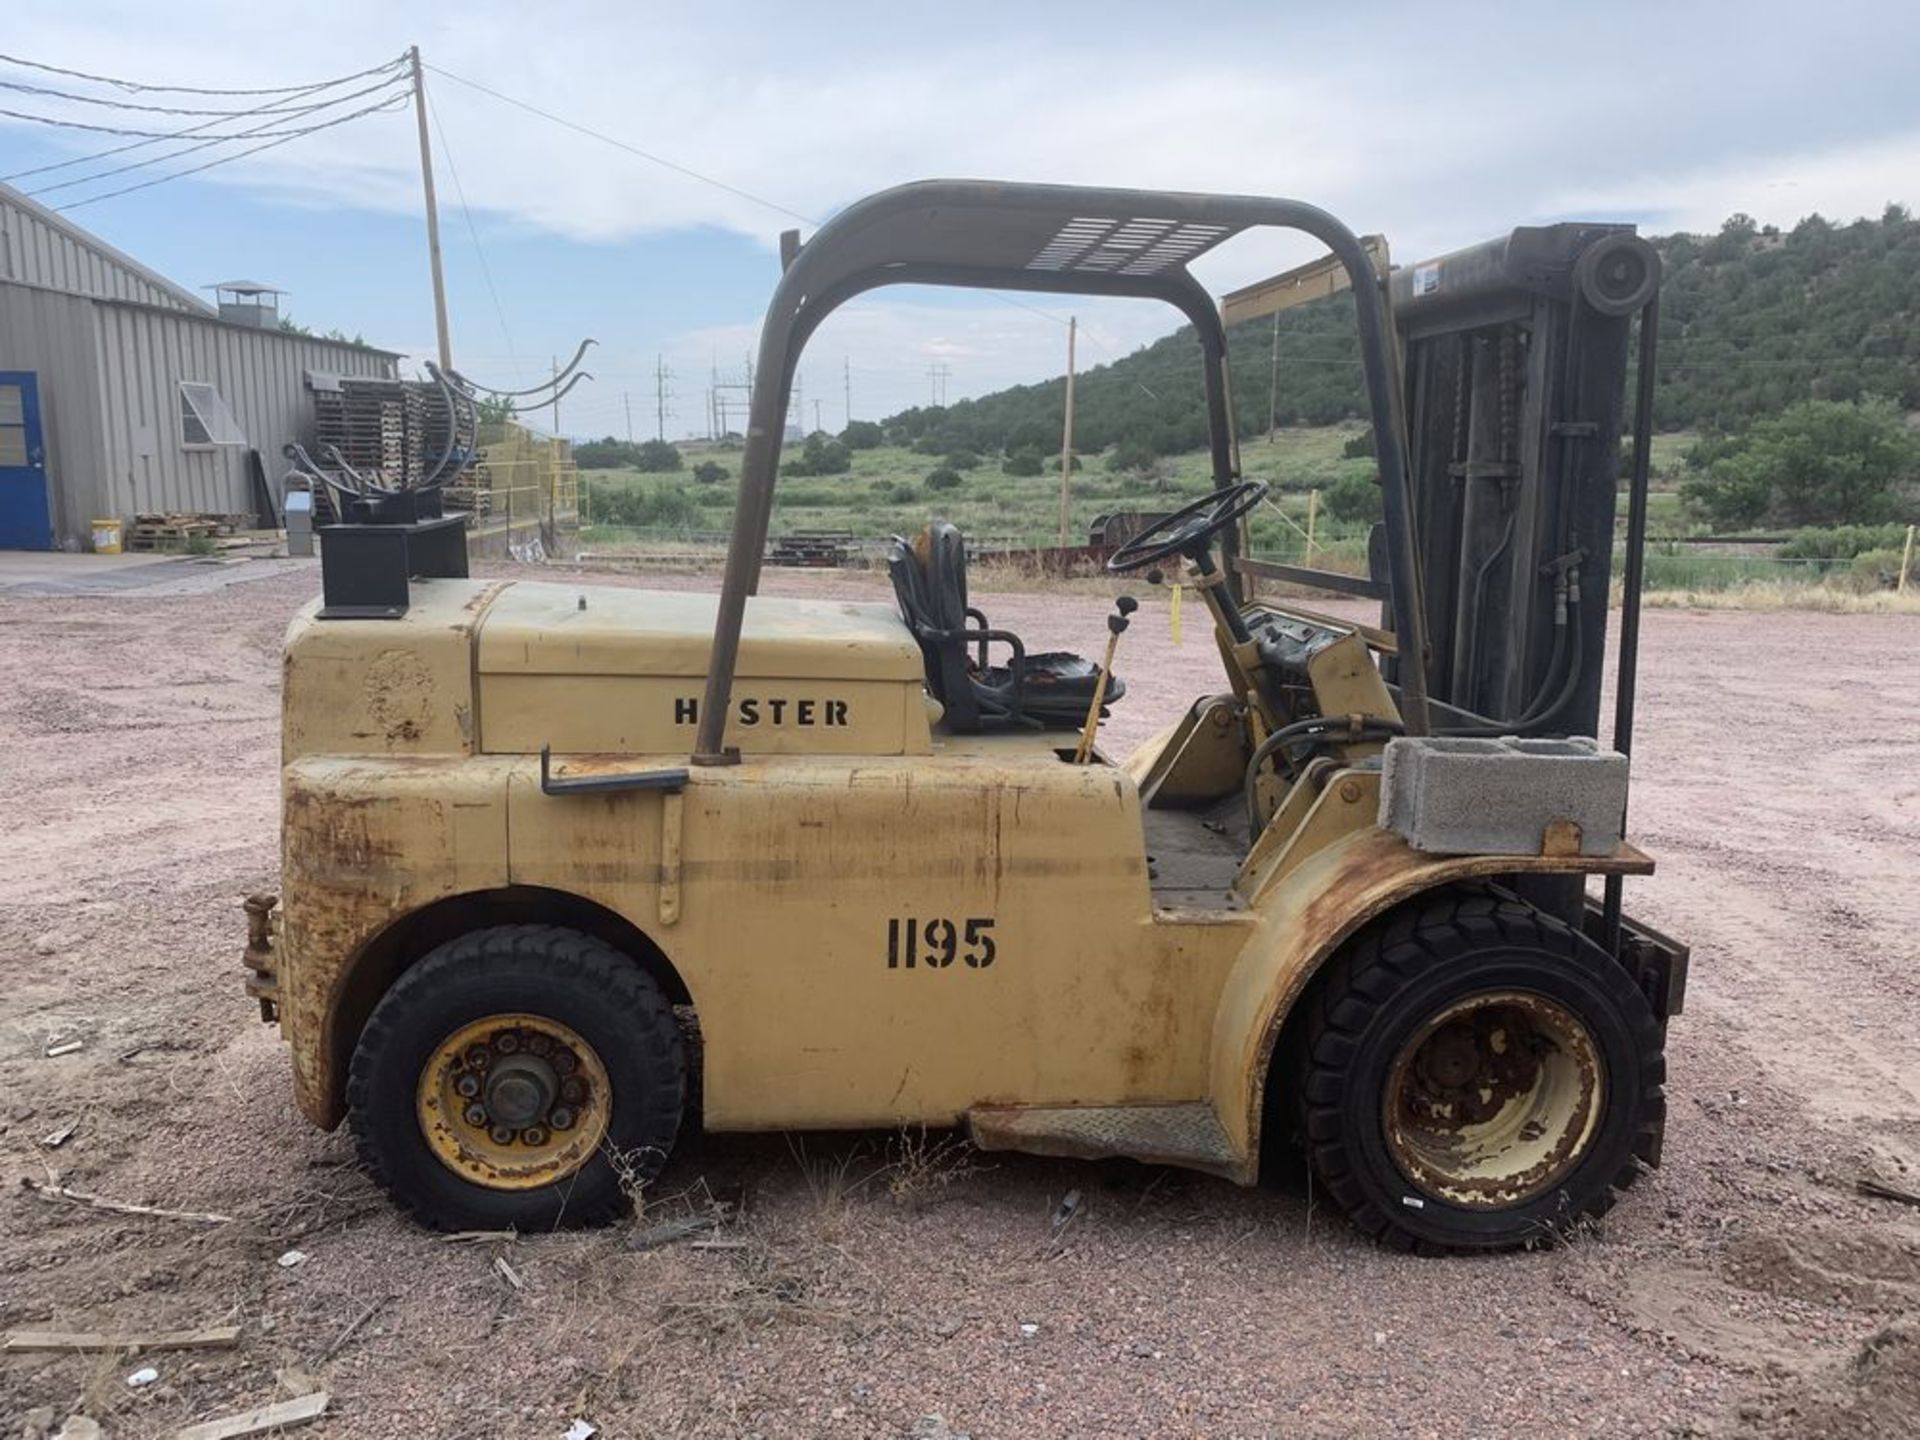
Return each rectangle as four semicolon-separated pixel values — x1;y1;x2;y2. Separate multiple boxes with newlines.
5;0;1917;438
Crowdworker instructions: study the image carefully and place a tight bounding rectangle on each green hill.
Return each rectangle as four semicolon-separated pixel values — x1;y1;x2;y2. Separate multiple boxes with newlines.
882;206;1920;454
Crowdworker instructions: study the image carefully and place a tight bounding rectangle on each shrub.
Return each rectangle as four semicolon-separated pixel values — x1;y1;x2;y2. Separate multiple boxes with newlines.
925;467;963;492
1323;473;1382;524
798;432;853;476
1107;439;1157;473
1776;523;1910;560
1851;547;1908;589
587;479;701;529
841;420;885;450
692;459;728;485
1002;447;1045;476
1342;429;1376;459
889;483;919;503
635;439;683;473
943;450;981;471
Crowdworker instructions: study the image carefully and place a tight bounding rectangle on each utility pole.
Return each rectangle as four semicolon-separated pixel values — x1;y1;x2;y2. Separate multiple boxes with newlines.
1058;316;1077;548
408;45;453;373
814;398;823;433
1267;311;1281;443
654;355;673;441
927;363;951;408
550;356;561;438
623;392;634;445
844;356;853;428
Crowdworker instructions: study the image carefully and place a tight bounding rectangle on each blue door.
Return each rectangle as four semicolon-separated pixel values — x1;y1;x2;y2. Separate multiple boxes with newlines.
0;372;54;550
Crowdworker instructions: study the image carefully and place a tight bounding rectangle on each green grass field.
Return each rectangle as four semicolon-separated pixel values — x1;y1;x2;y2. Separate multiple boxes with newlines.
580;427;1384;560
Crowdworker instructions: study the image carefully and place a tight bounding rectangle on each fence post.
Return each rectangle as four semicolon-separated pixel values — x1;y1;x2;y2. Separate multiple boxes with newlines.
1900;523;1916;595
1306;488;1318;565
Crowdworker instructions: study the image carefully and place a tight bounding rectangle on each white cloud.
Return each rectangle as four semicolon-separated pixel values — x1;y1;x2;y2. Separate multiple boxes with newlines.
9;1;1918;417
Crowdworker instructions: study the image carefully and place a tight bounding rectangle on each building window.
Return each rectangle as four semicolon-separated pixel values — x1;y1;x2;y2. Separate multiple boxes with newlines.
179;381;246;448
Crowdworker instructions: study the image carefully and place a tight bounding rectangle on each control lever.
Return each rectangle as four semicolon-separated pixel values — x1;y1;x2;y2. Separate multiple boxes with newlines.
1073;595;1138;764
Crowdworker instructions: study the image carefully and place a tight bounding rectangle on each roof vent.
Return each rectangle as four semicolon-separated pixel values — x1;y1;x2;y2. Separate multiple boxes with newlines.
208;279;284;329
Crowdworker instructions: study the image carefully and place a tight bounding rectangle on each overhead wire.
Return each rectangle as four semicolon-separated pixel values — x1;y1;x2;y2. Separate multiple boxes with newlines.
49;94;411;211
20;75;415;197
424;61;1086;346
0;50;406;97
1;68;408;184
0;69;406;117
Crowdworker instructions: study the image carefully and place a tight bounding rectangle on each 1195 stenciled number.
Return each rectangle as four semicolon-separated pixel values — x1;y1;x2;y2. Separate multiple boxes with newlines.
887;916;995;970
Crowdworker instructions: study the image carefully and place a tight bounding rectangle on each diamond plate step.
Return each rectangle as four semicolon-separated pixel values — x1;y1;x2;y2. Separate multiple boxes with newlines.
966;1102;1243;1180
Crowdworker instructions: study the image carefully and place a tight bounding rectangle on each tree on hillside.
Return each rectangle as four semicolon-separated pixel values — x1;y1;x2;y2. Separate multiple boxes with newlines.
841;420;884;450
874;205;1920;450
1681;396;1920;529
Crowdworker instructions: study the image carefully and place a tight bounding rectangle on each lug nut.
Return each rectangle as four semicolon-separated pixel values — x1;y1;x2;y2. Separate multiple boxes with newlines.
495;1032;521;1055
560;1078;586;1104
527;1034;553;1057
548;1106;574;1130
463;1103;489;1127
553;1051;578;1076
522;1126;548;1146
466;1046;492;1070
455;1073;482;1099
489;1124;516;1145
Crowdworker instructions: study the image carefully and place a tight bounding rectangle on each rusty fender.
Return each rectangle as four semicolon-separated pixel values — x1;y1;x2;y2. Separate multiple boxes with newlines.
1207;825;1655;1180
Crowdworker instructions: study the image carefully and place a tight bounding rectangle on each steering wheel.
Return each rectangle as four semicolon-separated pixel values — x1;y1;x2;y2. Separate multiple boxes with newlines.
1105;480;1270;573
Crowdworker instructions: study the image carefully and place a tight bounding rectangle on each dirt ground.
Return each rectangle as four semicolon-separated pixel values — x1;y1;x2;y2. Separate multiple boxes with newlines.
2;555;1917;1439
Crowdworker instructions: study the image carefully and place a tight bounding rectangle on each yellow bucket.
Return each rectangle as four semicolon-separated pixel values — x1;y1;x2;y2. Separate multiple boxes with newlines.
92;518;124;555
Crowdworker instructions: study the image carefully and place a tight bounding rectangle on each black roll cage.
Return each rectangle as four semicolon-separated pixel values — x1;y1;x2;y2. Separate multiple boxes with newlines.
693;179;1434;762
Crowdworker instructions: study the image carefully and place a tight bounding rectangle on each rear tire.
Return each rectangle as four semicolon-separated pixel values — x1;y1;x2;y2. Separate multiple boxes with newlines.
1298;888;1664;1253
347;925;685;1231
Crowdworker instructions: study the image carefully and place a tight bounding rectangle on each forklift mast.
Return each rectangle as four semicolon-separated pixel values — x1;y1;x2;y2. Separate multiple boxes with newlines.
1386;225;1659;736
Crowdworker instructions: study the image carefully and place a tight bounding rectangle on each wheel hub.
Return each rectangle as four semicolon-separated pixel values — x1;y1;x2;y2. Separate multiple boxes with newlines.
416;1014;612;1191
1383;991;1604;1210
484;1054;558;1128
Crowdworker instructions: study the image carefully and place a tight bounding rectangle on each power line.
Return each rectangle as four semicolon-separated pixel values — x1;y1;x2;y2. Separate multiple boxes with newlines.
49;95;411;211
0;68;406;184
0;85;409;142
0;69;406;117
424;62;815;226
423;61;1082;352
0;49;406;97
22;76;413;197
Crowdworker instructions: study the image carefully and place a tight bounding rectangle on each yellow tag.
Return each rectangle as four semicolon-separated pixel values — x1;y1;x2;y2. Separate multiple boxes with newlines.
1170;583;1183;645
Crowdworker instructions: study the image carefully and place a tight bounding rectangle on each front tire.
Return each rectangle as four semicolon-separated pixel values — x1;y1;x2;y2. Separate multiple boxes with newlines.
347;925;685;1231
1299;888;1664;1253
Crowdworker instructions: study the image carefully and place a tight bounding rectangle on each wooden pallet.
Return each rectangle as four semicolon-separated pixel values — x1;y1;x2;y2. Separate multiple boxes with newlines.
127;513;243;551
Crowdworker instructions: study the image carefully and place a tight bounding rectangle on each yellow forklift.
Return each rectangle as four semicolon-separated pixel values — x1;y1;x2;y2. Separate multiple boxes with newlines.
249;180;1684;1251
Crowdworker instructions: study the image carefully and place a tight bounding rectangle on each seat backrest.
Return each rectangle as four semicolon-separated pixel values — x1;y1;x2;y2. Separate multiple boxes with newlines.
921;520;972;632
886;526;986;732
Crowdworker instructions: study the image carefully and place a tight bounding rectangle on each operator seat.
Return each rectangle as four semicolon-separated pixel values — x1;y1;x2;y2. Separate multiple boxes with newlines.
886;521;1124;733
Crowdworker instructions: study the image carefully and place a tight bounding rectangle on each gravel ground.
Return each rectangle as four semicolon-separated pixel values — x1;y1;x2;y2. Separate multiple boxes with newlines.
1;556;1917;1438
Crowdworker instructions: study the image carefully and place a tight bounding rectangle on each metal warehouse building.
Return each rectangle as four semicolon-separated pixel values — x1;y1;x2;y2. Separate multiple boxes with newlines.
0;181;398;550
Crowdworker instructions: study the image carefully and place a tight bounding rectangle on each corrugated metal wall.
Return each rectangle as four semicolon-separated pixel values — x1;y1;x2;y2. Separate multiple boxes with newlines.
0;186;209;313
0;283;108;536
1;278;397;546
91;300;395;522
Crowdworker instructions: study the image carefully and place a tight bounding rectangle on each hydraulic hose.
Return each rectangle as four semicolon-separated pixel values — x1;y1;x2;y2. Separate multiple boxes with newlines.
1244;714;1405;839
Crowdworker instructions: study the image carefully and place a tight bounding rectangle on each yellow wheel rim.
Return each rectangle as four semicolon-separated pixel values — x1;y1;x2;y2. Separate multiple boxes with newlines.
416;1013;612;1191
1382;990;1604;1210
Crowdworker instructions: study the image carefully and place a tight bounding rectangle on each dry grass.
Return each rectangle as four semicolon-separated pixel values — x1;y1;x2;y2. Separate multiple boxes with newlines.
883;1126;988;1212
1637;582;1920;613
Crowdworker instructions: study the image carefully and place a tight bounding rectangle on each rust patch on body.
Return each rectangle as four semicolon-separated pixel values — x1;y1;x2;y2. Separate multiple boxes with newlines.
364;650;435;747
